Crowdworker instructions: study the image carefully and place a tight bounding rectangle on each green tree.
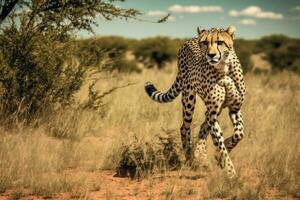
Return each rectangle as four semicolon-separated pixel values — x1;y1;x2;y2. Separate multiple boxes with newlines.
133;37;183;68
234;39;256;72
256;35;300;73
76;36;140;72
255;35;291;53
0;0;140;126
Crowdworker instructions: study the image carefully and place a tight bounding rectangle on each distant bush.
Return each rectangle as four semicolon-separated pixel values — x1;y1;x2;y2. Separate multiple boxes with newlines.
267;41;300;73
133;37;183;68
256;35;300;73
255;35;291;53
234;39;256;72
113;58;141;73
76;36;140;72
291;59;300;74
75;35;300;74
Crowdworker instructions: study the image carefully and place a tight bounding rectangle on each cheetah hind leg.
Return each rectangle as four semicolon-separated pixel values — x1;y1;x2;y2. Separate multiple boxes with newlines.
180;90;196;164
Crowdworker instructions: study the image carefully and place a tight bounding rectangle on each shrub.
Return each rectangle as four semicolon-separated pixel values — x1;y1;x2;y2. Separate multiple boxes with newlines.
75;38;108;68
115;131;183;179
133;37;183;68
0;1;140;126
76;36;140;72
267;41;300;73
255;35;291;53
234;39;256;72
0;21;84;126
113;58;141;73
254;35;300;73
291;59;300;74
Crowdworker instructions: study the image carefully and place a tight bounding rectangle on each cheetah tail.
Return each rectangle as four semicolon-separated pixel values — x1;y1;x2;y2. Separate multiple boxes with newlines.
144;77;181;103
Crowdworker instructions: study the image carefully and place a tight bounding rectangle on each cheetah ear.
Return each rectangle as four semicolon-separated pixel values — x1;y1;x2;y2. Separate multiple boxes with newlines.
197;26;205;36
226;25;236;39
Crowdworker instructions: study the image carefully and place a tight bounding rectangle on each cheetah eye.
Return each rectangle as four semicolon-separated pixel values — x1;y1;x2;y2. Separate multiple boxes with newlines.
217;41;224;45
201;41;209;46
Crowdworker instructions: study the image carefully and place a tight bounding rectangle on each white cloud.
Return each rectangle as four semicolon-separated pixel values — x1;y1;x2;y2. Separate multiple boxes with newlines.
168;4;223;13
292;6;300;11
240;19;256;25
229;6;283;19
147;10;167;16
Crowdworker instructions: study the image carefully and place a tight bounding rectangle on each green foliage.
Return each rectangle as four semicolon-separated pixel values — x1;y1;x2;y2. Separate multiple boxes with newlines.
234;39;256;72
75;38;107;68
74;35;300;74
0;0;141;29
76;36;140;72
267;40;300;73
133;37;184;68
255;35;300;73
0;22;83;125
255;35;291;53
113;58;141;73
0;0;140;125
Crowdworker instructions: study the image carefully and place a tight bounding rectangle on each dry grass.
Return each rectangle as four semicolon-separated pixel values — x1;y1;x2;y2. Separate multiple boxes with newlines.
0;66;299;199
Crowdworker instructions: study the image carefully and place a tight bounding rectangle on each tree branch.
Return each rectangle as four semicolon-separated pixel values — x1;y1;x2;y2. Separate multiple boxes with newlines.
0;0;19;24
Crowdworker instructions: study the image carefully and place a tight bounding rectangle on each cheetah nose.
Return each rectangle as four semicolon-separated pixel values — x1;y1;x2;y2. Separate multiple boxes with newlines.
208;53;216;58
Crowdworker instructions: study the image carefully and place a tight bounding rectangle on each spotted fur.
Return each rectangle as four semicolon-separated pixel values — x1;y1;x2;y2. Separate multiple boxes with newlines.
145;26;246;178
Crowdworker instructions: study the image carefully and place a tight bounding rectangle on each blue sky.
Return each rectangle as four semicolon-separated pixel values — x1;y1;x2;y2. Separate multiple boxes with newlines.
79;0;300;39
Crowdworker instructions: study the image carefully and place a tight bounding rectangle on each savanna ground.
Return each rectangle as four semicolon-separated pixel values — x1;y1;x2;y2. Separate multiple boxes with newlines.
0;65;299;200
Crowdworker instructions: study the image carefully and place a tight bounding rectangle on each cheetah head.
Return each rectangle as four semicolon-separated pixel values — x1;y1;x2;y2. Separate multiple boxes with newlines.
197;25;235;68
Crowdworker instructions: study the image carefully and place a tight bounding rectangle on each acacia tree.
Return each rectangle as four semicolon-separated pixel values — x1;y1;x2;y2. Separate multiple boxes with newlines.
0;0;140;25
0;0;141;126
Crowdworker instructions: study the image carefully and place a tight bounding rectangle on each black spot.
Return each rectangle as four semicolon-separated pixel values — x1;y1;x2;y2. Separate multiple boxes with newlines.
186;111;191;117
185;118;192;123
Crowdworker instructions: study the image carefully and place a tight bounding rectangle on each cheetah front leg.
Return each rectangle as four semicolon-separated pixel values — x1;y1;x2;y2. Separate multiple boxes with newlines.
194;112;209;167
207;86;236;177
224;110;244;153
217;76;244;153
180;90;196;163
208;111;236;177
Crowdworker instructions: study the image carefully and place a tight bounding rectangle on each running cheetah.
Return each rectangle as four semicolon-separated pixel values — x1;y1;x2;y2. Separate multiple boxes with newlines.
145;25;246;177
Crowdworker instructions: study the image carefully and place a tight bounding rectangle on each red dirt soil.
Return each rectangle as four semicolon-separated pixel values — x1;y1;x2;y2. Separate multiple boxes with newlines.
0;169;296;200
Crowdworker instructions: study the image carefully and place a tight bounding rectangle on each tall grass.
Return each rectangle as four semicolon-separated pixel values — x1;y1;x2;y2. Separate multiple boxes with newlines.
0;66;299;198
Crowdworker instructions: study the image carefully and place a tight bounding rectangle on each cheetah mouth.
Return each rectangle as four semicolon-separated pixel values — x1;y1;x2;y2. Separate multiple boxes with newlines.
209;60;218;64
206;56;221;65
207;59;220;65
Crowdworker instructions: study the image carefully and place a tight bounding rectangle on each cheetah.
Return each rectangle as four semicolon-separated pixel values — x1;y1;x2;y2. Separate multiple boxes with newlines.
144;25;246;177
